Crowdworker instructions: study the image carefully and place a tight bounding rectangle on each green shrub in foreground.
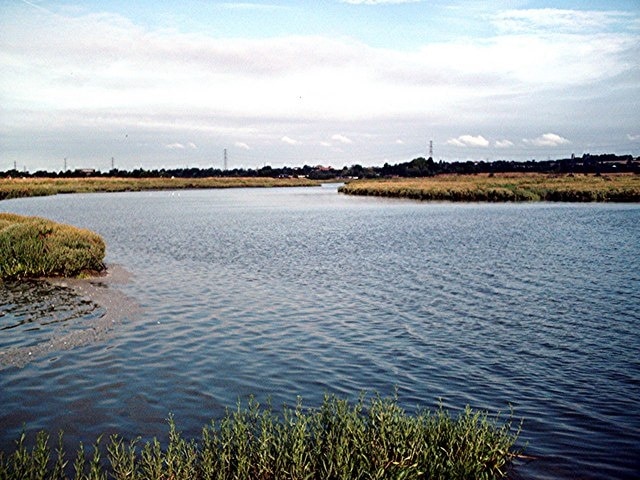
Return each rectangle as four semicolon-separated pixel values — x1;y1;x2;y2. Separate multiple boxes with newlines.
0;213;105;279
0;395;522;480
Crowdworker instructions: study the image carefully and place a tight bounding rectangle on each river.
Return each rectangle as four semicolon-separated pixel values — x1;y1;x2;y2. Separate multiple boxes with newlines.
1;185;639;479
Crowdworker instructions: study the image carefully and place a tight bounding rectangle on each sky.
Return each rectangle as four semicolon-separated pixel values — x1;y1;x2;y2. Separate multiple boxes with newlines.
1;0;639;171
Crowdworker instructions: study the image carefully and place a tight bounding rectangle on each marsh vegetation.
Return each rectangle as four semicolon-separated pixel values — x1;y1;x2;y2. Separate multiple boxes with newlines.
0;177;321;201
339;173;640;202
0;395;521;480
0;213;105;279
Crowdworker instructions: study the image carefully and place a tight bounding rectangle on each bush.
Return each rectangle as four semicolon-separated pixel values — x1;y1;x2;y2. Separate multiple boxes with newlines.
0;395;522;480
0;213;105;279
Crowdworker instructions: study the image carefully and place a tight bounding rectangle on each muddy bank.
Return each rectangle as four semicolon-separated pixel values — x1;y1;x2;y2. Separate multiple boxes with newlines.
0;265;140;368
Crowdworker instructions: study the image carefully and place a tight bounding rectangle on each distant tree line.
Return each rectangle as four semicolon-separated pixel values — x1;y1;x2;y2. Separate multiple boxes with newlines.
2;153;638;179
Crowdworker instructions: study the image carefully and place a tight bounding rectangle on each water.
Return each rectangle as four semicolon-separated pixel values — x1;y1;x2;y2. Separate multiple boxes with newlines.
1;185;639;479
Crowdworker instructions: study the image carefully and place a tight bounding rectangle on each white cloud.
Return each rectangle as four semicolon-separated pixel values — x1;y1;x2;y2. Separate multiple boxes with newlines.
166;142;196;149
2;7;635;120
627;134;640;141
220;3;286;11
493;9;633;34
395;139;404;144
342;0;420;4
331;134;353;144
494;139;514;148
234;141;251;150
524;133;571;147
0;5;638;169
446;135;490;148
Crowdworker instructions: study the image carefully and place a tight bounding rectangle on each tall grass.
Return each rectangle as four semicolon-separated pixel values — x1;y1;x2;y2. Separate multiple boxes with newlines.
0;213;105;279
0;177;321;201
339;173;640;202
0;395;522;480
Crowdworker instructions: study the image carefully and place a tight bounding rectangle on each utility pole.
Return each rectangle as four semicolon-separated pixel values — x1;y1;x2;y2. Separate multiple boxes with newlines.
64;157;67;171
14;160;17;171
111;157;115;170
428;140;433;159
223;148;228;171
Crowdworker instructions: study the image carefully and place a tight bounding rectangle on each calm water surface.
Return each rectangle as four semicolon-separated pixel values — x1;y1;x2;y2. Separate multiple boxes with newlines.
1;185;639;479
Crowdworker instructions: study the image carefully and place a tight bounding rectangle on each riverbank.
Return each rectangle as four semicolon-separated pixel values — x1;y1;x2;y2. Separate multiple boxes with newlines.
0;213;105;279
0;176;322;201
0;395;521;480
339;173;640;202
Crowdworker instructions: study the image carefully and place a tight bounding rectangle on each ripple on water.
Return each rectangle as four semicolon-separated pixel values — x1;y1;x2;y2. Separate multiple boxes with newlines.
0;191;639;479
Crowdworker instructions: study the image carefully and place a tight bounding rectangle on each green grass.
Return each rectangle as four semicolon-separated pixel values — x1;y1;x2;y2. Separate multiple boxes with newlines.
0;395;522;480
339;173;640;202
0;177;322;201
0;213;105;279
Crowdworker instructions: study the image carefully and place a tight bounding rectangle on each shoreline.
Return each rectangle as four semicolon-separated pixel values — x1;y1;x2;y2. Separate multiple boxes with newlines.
0;176;322;201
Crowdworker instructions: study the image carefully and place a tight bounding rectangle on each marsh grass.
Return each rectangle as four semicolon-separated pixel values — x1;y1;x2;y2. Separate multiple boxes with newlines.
0;213;105;279
0;395;522;480
0;177;321;201
339;173;640;202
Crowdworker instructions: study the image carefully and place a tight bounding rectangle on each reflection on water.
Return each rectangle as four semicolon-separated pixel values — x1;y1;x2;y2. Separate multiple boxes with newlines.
0;186;639;479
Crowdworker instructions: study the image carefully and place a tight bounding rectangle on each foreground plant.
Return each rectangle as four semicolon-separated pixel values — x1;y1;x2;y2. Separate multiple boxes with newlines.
0;394;522;480
0;213;105;279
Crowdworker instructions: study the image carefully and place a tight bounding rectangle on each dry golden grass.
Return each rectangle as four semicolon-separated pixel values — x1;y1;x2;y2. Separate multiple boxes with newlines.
0;176;322;200
339;173;640;202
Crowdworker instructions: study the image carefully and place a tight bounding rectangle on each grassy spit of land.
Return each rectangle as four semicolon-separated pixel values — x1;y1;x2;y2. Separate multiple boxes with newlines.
0;395;522;480
339;173;640;202
0;176;322;201
0;213;105;280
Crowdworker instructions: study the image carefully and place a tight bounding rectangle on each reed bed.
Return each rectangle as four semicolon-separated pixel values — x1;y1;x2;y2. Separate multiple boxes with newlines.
0;395;522;480
0;213;105;279
0;177;321;201
339;173;640;202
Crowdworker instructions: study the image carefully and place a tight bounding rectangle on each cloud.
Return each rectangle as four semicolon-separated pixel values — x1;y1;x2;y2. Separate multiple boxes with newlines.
627;134;640;141
331;134;353;144
493;9;634;34
342;0;421;4
1;5;638;170
166;142;196;150
446;135;490;148
234;141;251;150
220;3;286;11
494;139;514;148
395;139;404;144
524;133;571;147
2;7;636;120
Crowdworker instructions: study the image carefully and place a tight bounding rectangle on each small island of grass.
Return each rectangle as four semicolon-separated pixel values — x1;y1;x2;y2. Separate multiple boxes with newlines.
339;173;640;202
0;213;105;280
